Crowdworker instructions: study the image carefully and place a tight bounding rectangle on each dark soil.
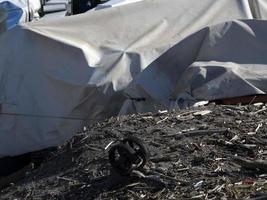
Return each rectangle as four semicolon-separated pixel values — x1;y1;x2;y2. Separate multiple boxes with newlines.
1;103;267;199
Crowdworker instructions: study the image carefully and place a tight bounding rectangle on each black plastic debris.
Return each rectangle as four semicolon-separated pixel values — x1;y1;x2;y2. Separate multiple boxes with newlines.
108;136;149;176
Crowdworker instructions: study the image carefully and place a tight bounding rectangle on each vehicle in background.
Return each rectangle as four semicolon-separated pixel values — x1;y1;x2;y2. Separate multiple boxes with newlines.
66;0;107;15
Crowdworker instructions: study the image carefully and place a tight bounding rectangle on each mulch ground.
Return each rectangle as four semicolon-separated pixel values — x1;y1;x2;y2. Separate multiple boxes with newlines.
0;103;267;199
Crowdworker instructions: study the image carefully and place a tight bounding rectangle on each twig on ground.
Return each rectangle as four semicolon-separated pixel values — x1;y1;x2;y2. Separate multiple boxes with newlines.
251;108;267;115
149;170;189;185
232;156;267;171
150;155;173;163
156;117;169;124
163;129;227;139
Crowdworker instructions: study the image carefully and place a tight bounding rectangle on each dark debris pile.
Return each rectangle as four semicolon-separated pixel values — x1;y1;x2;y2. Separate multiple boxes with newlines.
1;103;267;199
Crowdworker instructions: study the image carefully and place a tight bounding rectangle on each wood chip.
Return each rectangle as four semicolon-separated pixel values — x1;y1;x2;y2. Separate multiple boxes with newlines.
193;110;212;116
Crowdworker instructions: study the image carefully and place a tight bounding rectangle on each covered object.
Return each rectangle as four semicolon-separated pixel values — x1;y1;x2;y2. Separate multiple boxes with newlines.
0;0;267;157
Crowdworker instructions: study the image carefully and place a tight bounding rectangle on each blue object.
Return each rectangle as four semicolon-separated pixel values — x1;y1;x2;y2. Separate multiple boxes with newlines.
0;1;23;30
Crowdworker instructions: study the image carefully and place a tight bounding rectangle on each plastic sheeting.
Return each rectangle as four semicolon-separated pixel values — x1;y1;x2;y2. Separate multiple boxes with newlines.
0;0;40;25
0;0;267;157
172;20;267;103
0;1;23;30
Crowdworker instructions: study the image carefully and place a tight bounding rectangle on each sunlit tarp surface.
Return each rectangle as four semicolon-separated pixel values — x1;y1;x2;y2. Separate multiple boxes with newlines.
0;0;267;156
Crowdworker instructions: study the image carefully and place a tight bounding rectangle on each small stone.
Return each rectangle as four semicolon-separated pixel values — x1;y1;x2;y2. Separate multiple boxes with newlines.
236;120;242;124
193;101;209;107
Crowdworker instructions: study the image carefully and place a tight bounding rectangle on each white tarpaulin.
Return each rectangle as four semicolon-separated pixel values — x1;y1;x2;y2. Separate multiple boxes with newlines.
0;0;267;157
249;0;267;19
